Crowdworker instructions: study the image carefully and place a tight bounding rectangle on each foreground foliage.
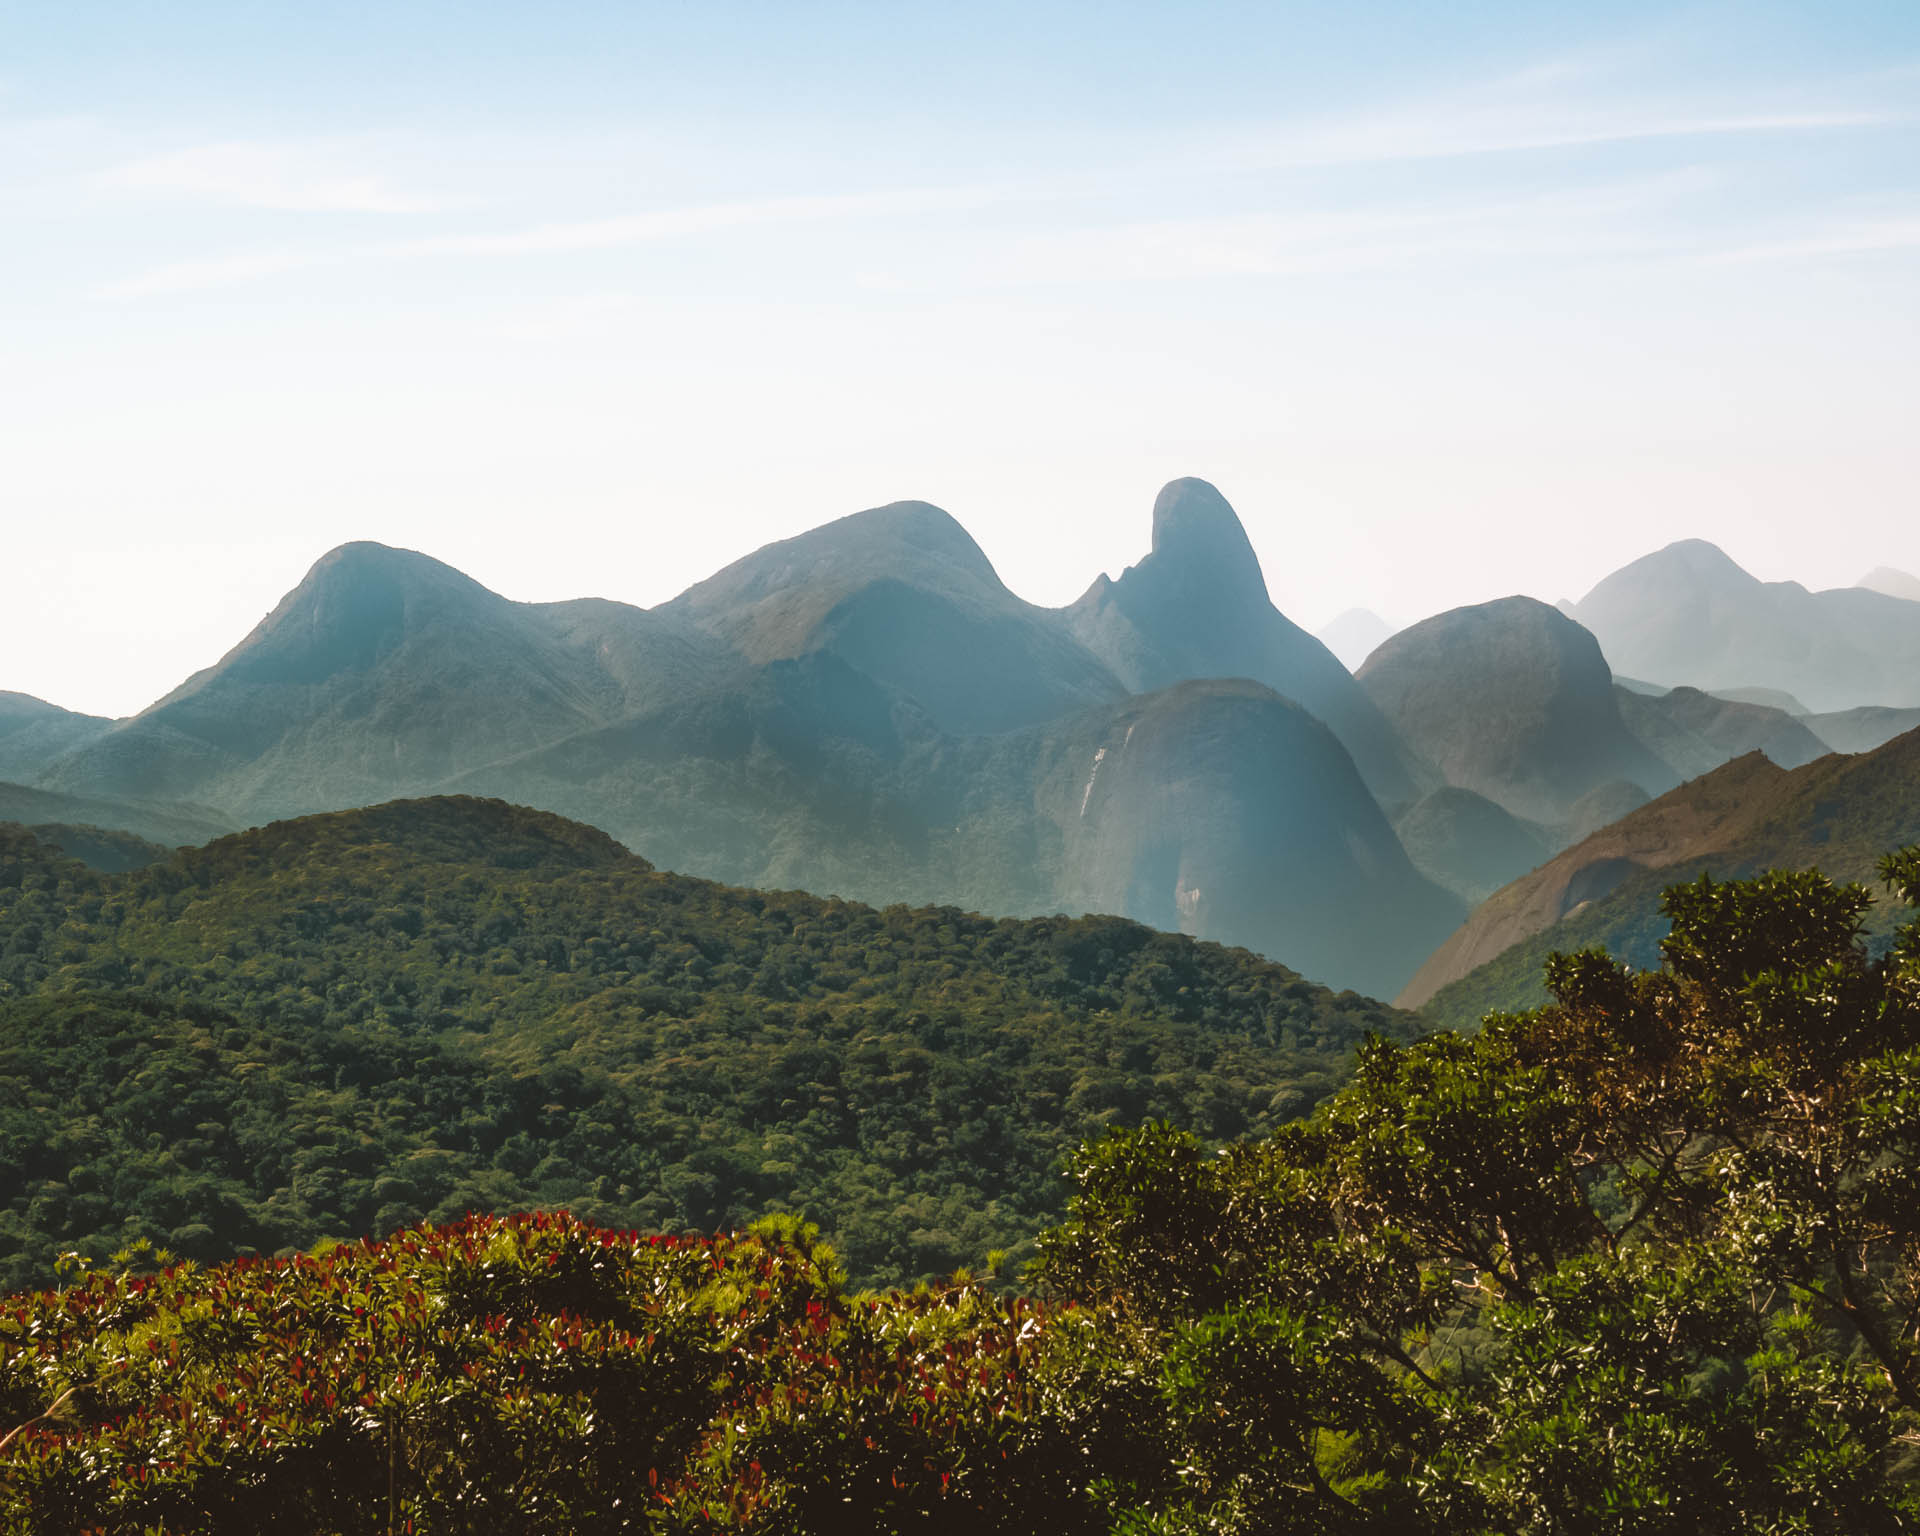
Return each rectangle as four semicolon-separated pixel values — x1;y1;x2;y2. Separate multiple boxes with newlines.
1032;846;1920;1530
1;1213;1146;1533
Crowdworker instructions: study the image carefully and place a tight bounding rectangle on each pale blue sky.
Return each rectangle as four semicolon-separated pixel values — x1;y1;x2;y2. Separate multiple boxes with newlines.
5;2;1918;716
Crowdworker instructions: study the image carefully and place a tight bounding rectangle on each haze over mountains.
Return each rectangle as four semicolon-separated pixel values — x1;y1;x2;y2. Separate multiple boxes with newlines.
8;481;1920;1004
1570;539;1920;712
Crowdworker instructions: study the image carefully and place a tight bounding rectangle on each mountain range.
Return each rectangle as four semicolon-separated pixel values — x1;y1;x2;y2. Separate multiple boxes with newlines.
9;486;1920;1003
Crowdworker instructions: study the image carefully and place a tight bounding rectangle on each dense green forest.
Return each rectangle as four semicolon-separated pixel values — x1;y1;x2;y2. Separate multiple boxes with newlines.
0;798;1405;1291
7;845;1920;1530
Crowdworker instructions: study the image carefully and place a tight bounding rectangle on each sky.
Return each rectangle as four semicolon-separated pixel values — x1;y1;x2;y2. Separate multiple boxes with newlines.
4;1;1918;719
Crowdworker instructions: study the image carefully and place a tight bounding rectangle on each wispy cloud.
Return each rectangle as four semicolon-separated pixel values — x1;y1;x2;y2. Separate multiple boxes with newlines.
99;248;344;300
96;184;1000;299
407;187;994;256
1235;53;1905;170
1251;105;1895;169
101;141;438;213
1708;215;1920;264
970;171;1712;286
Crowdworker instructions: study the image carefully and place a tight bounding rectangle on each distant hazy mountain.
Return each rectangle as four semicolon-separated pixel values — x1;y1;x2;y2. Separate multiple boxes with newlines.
1613;685;1829;781
1357;596;1677;826
0;692;114;783
1800;706;1920;756
1405;723;1920;1020
1707;685;1811;715
1859;566;1920;603
1570;540;1920;712
1315;608;1395;672
1063;479;1430;809
663;500;1123;736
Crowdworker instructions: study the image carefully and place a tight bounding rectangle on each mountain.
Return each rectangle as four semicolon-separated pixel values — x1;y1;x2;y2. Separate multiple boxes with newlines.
1570;540;1920;712
1800;706;1920;756
1062;479;1429;808
1037;679;1461;993
1356;596;1678;826
663;500;1123;736
1613;684;1829;780
0;796;1414;1289
1315;608;1395;672
33;542;741;822
1859;566;1920;603
1405;725;1920;1020
0;692;114;782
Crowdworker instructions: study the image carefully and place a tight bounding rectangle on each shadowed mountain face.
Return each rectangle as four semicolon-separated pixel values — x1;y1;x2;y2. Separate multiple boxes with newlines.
1358;596;1678;825
1571;540;1920;712
1039;679;1461;996
1063;479;1430;809
1408;725;1920;1022
664;501;1124;736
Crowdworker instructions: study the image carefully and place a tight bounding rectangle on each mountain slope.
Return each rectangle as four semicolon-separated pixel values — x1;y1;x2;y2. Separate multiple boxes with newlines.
0;797;1414;1289
1614;685;1830;780
1571;540;1920;712
664;500;1124;736
1357;596;1677;825
1393;787;1555;905
1407;726;1920;1019
1063;479;1429;808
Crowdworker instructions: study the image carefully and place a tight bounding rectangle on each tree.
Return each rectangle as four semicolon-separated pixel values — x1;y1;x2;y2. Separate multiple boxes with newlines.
1038;848;1920;1531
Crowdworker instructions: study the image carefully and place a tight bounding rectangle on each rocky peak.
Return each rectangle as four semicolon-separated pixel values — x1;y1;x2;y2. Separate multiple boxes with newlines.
1142;477;1270;606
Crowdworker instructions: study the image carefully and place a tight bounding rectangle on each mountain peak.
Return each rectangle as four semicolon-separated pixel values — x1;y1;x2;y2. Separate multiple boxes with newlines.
1146;478;1269;602
201;541;507;692
1600;538;1758;597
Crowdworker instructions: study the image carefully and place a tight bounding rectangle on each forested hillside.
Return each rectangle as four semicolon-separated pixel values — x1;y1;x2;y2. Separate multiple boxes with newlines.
0;797;1407;1292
